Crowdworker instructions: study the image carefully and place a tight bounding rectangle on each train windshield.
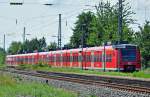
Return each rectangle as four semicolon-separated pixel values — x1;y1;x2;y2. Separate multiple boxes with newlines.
121;47;136;62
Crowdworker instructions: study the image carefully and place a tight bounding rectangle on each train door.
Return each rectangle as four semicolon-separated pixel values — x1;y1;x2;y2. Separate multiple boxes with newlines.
70;51;73;67
94;50;102;69
31;54;34;65
54;53;56;67
83;51;92;69
24;55;26;64
35;53;39;64
55;53;58;67
13;57;16;65
66;52;70;67
82;51;86;69
43;54;47;64
105;50;114;70
51;53;55;66
29;55;32;65
27;55;29;64
72;52;79;68
16;56;18;65
56;53;61;67
48;53;52;66
17;56;20;65
62;51;67;67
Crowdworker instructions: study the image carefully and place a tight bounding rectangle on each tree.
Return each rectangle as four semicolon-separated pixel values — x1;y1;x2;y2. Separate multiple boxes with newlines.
0;48;6;64
23;37;47;52
47;42;57;51
70;0;135;47
95;0;135;43
134;21;150;68
8;42;22;54
8;37;47;54
39;37;47;51
70;11;97;48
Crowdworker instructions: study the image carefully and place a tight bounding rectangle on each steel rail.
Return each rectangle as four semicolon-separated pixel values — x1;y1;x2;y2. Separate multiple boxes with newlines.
1;68;150;94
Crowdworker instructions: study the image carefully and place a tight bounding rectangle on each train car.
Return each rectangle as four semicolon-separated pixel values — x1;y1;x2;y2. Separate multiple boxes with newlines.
6;44;141;71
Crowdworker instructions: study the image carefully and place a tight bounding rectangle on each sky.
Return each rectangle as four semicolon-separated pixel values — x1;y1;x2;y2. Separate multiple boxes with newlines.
0;0;149;50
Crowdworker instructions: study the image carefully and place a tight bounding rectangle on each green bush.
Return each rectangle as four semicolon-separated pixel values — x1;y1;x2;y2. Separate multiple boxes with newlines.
0;51;6;64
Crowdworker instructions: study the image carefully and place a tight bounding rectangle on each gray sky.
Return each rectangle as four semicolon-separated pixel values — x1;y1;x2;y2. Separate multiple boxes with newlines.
0;0;149;49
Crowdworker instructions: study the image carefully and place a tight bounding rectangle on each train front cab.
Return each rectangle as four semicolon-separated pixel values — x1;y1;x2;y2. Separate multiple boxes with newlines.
114;44;141;72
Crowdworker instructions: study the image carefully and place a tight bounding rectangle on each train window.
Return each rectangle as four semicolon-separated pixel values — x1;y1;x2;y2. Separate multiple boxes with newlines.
99;55;102;62
66;56;68;62
67;56;68;62
63;56;65;62
50;56;52;62
78;55;81;62
94;55;96;62
49;56;52;62
94;55;103;62
121;48;136;61
94;55;100;62
76;56;78;62
73;56;78;62
94;55;97;62
90;55;91;61
75;56;78;62
68;56;70;62
59;56;61;62
106;54;112;62
51;56;54;62
73;56;75;62
60;55;63;62
65;56;67;62
70;55;73;62
25;57;27;62
86;56;88;62
28;57;31;62
56;56;58;62
32;56;34;63
51;56;52;62
51;56;53;62
49;56;51;62
86;55;91;62
59;55;61;62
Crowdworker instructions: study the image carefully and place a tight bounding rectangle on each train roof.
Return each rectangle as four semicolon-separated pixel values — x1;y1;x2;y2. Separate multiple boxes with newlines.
7;53;38;57
7;44;137;57
112;44;137;49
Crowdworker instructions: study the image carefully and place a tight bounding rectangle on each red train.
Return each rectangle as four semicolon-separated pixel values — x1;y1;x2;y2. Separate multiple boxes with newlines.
6;44;141;71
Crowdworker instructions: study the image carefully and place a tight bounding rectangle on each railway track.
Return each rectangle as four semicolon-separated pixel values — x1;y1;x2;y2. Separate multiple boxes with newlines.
1;68;150;94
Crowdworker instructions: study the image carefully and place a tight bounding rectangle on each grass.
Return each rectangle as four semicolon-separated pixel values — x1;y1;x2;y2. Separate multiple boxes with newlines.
0;64;6;69
16;64;150;79
0;73;78;97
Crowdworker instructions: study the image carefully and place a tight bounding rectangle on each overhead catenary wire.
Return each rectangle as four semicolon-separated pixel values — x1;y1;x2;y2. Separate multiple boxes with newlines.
0;8;84;41
27;6;86;32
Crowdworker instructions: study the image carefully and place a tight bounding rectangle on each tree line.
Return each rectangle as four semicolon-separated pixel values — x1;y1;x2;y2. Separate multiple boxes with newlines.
7;37;57;55
0;0;149;68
